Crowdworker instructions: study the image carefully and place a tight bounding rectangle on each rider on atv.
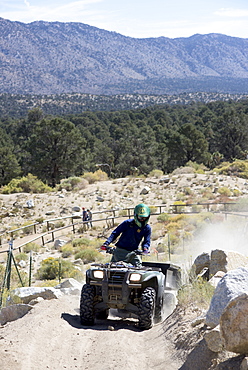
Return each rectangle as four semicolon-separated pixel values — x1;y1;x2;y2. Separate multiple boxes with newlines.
101;203;151;266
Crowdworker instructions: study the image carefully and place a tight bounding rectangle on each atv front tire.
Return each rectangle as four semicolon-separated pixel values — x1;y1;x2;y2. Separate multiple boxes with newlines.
138;287;156;330
80;283;95;325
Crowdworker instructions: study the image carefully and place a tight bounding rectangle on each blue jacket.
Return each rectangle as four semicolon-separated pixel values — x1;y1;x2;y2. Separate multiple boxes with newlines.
105;219;151;251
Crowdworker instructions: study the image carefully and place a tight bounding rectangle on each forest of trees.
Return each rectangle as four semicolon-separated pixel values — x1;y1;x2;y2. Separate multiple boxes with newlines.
1;98;248;187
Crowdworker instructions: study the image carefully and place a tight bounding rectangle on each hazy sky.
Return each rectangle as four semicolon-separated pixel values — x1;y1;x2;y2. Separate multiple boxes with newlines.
1;0;248;39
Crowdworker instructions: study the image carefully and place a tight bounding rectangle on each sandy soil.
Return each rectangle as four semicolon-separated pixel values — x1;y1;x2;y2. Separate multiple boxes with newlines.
0;294;182;370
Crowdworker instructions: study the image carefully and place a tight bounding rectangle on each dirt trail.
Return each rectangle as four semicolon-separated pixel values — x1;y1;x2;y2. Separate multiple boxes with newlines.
0;294;182;370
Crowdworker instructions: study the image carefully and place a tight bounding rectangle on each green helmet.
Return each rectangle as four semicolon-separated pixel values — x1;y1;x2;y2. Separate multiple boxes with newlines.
134;203;150;228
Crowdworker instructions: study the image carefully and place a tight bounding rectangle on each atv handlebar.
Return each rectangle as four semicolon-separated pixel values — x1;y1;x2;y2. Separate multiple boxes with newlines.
100;245;147;255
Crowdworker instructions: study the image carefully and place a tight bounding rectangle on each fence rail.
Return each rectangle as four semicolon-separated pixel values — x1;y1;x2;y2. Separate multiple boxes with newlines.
0;201;244;254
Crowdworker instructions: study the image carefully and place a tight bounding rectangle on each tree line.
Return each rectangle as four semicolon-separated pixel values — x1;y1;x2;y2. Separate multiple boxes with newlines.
1;98;248;187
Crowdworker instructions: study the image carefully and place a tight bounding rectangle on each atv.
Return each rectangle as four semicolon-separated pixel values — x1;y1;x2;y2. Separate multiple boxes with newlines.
80;247;181;330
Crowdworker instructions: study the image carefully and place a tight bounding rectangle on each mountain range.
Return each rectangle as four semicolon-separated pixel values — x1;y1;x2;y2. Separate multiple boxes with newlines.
1;17;248;95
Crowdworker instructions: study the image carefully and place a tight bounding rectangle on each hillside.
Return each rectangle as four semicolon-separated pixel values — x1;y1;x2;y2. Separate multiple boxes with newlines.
2;17;248;95
1;172;248;369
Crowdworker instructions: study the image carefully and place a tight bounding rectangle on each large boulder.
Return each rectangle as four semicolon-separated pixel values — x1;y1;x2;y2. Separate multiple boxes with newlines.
220;293;248;354
209;249;248;276
205;267;248;328
192;249;248;277
9;286;63;304
0;304;33;325
192;252;210;275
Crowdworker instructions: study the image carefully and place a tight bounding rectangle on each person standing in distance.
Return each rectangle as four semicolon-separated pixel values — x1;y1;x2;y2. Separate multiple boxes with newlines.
102;203;151;266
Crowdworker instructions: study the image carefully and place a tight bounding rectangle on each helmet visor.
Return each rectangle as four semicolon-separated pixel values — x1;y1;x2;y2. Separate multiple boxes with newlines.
137;216;148;221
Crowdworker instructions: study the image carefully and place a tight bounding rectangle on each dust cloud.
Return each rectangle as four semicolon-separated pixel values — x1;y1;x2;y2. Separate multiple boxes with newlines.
186;216;248;263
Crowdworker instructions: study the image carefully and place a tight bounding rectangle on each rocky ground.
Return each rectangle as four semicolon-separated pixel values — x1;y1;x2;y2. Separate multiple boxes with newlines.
0;171;248;369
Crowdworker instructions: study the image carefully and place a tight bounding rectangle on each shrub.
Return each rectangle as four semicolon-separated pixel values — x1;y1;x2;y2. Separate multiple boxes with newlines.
36;257;77;280
218;187;232;197
15;253;28;263
57;177;88;191
23;242;40;253
232;188;242;197
149;169;164;178
1;173;52;194
82;169;108;184
157;213;170;223
178;277;215;309
74;248;103;263
61;244;74;258
72;238;91;248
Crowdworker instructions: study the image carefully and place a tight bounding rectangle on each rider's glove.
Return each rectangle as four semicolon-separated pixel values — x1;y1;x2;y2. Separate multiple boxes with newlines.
143;248;150;255
100;244;108;251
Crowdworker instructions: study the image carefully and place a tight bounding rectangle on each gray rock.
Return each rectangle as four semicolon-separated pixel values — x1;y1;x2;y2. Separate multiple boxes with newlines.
0;304;33;325
159;177;170;183
72;206;81;212
220;293;248;354
204;326;224;352
192;249;248;277
208;271;226;288
54;239;67;249
18;260;27;268
140;186;150;195
9;286;63;304
54;278;83;295
192;252;210;275
28;297;44;306
205;267;248;328
55;278;82;290
209;249;248;277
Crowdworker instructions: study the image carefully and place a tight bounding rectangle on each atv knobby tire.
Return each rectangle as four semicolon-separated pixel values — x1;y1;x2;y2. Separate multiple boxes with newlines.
80;283;95;325
138;287;156;330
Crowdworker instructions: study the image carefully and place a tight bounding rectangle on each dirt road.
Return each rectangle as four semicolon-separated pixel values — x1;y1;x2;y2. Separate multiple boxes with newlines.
0;294;181;370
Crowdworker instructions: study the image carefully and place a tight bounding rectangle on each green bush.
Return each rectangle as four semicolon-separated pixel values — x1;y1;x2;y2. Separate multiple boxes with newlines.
23;242;40;253
57;177;88;191
36;257;78;280
178;277;215;309
61;244;74;258
15;253;28;263
157;213;170;223
213;160;248;179
149;169;164;178
72;238;91;248
74;248;103;263
82;169;108;184
218;187;232;197
1;173;52;194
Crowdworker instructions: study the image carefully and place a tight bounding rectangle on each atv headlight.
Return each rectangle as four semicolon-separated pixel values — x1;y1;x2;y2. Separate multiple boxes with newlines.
129;273;141;282
93;270;104;279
